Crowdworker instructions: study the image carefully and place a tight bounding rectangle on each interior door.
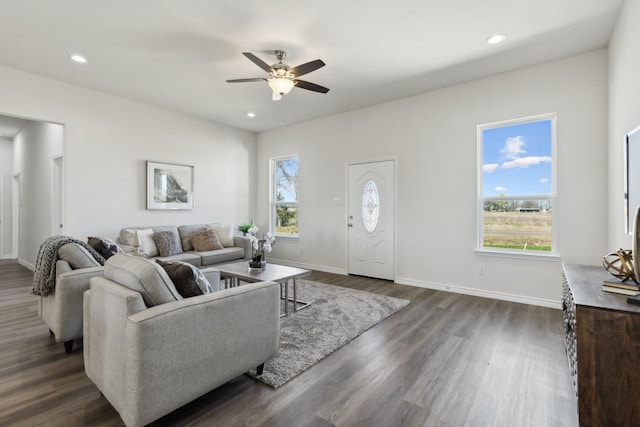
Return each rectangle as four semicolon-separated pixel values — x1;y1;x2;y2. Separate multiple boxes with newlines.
348;160;395;280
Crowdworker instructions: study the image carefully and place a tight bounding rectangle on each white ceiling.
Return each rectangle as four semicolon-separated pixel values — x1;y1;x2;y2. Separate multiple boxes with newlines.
0;0;623;133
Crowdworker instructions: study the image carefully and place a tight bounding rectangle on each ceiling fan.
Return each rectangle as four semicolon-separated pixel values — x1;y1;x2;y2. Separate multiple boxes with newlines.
226;50;329;101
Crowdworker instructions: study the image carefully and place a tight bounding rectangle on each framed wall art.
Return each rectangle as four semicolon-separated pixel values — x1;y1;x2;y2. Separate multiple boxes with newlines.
146;161;194;210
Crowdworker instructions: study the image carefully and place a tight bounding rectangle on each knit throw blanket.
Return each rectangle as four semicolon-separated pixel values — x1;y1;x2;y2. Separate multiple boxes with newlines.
31;235;106;296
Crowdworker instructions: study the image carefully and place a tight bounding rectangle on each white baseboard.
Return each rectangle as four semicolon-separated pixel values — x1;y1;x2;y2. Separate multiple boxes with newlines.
18;258;35;271
395;276;561;309
265;259;559;309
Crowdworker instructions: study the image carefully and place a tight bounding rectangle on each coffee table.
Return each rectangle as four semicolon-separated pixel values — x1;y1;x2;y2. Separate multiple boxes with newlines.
215;261;311;316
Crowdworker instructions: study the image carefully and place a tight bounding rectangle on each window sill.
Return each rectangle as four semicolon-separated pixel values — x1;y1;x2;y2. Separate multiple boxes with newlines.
474;248;560;262
274;234;299;241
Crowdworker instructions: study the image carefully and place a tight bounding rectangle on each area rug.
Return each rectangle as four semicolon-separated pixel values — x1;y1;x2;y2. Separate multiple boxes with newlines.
247;279;410;388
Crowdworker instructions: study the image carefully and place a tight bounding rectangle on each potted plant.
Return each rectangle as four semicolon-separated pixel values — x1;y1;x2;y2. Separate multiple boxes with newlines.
238;223;258;236
247;232;275;270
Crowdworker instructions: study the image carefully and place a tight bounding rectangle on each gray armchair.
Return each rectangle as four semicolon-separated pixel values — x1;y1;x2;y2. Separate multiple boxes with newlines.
40;260;104;353
83;254;280;427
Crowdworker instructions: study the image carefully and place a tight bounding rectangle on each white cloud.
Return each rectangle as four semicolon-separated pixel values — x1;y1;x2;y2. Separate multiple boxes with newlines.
483;163;499;173
502;156;551;169
539;178;550;184
500;136;526;159
494;186;507;192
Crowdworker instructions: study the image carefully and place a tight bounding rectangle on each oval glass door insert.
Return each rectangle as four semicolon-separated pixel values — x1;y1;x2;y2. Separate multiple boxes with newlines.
362;180;380;232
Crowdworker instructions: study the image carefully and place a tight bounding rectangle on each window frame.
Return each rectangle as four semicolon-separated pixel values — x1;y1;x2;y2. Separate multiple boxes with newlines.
270;154;299;239
476;113;558;258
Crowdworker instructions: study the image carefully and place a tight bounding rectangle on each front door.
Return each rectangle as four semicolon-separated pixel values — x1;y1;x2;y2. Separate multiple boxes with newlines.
347;160;395;280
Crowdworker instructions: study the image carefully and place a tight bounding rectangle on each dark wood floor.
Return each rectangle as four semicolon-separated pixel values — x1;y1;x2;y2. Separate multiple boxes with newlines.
0;259;577;426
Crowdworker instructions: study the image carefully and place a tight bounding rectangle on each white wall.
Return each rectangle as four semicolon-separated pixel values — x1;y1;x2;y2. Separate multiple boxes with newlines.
257;50;608;305
0;137;12;257
0;65;256;267
13;121;63;266
608;0;640;250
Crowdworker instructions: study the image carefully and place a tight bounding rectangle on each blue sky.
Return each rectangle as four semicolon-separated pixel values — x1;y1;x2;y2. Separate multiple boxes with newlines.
482;119;552;197
275;158;298;202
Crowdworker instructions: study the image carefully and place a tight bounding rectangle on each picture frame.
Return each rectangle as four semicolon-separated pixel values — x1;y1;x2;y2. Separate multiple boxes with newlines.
146;161;194;210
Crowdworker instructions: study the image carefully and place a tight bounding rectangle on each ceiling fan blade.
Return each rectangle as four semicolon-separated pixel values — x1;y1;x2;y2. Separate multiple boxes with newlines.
226;78;267;83
243;52;272;73
272;92;282;101
289;59;325;78
294;79;330;93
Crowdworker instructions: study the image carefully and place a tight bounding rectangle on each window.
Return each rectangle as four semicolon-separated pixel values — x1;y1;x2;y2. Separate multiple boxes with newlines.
478;114;555;253
271;155;299;237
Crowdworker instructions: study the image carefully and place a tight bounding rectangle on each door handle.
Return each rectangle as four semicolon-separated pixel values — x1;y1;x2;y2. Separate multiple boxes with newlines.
348;223;353;227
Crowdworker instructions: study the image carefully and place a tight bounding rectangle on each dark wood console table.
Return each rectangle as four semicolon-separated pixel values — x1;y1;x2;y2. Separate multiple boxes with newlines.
562;263;640;426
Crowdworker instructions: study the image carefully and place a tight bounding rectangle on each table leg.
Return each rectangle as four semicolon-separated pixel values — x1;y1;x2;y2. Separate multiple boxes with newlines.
293;277;297;312
284;279;289;316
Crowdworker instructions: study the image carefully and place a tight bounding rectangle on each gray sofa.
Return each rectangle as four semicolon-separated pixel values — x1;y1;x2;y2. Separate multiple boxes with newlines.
83;254;280;427
41;224;249;354
116;224;251;266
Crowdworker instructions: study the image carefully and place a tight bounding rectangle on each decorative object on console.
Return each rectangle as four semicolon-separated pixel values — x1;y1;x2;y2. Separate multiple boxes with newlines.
146;161;194;210
602;248;637;283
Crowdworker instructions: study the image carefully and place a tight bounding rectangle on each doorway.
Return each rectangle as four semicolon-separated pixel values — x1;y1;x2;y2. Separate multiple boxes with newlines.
347;160;395;280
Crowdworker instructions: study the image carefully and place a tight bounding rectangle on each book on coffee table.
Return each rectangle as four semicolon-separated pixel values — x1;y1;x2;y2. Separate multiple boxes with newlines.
603;285;640;296
602;279;640;291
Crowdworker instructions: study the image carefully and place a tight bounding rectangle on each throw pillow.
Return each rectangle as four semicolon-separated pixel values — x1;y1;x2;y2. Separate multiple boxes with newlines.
58;243;101;269
120;228;159;257
87;236;122;260
156;259;213;297
136;229;159;257
207;223;235;247
151;231;183;257
190;229;224;252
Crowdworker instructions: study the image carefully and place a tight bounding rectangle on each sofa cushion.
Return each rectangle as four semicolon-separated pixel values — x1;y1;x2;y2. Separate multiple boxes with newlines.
58;243;101;269
198;247;245;266
104;254;182;307
88;236;122;260
190;229;223;252
207;224;235;247
178;225;207;252
152;231;183;257
156;259;213;297
154;252;202;267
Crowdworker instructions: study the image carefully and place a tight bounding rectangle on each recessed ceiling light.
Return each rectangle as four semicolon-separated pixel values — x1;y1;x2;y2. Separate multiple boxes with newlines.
70;54;87;64
247;112;256;118
486;34;506;45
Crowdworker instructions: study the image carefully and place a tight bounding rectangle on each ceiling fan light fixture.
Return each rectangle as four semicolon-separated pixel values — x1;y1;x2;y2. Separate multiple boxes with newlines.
268;77;294;95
